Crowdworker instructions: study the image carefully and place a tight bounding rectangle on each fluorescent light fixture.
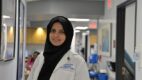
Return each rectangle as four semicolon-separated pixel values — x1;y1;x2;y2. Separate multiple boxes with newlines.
3;15;10;19
74;30;80;33
75;26;88;30
68;18;90;22
26;0;39;2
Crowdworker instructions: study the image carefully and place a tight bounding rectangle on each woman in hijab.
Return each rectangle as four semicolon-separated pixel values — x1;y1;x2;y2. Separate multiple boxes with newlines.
27;16;90;80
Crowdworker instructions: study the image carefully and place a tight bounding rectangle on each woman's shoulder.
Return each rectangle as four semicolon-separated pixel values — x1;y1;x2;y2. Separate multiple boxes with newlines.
34;52;44;62
37;52;44;58
69;50;86;63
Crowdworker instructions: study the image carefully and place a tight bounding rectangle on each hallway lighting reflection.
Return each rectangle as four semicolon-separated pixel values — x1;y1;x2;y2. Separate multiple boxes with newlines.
9;26;13;35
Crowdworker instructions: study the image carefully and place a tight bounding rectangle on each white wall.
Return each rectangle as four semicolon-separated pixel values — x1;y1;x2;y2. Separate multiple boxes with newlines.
125;3;135;61
136;0;142;80
0;60;17;80
103;0;126;62
98;0;127;79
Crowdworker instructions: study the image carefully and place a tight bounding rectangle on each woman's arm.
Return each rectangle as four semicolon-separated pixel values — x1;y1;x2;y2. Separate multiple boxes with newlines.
74;55;90;80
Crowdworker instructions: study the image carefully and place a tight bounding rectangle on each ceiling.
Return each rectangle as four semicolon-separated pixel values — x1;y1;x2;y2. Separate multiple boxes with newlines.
26;0;105;27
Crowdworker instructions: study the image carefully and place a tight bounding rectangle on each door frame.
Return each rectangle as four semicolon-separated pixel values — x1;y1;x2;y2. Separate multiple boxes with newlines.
116;0;137;80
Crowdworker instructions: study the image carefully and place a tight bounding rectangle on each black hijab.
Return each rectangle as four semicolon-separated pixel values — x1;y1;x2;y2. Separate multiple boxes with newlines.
38;16;74;80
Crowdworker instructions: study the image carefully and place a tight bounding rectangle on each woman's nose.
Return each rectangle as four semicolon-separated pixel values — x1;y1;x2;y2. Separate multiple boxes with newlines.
53;32;59;37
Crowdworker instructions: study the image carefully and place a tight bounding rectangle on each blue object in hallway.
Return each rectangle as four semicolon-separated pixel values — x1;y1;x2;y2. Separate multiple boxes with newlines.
89;70;98;79
98;73;108;80
89;54;98;64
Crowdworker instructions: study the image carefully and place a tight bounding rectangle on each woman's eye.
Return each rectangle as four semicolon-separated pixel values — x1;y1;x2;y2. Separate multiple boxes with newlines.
59;30;65;34
50;29;65;34
51;29;56;33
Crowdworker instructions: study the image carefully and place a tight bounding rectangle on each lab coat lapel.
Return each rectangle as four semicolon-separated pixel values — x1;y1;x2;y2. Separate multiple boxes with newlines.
53;50;71;72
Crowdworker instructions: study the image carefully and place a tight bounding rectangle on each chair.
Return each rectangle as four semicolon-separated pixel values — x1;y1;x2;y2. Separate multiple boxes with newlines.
89;54;99;80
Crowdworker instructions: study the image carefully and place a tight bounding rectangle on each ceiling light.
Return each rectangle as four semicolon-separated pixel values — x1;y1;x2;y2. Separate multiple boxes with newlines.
2;15;10;19
68;18;90;22
75;26;88;30
3;23;7;26
74;30;80;33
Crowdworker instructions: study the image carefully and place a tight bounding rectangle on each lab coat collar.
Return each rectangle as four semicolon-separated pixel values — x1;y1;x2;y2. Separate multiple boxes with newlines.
53;50;73;72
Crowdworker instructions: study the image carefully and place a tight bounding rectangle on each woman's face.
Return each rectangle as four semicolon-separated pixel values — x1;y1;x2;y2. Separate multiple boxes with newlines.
49;22;66;46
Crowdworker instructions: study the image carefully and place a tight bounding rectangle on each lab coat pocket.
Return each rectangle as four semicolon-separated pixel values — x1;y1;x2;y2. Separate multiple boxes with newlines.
51;64;75;80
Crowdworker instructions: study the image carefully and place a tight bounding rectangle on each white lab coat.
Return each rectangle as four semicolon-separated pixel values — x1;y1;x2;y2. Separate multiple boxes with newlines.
27;50;90;80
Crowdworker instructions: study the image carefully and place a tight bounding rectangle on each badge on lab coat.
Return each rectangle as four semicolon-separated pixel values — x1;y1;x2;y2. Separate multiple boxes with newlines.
61;64;75;70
